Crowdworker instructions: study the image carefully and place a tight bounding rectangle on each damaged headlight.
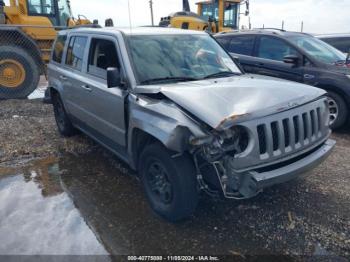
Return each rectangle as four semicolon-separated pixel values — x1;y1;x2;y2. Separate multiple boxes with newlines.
190;125;250;162
220;126;250;154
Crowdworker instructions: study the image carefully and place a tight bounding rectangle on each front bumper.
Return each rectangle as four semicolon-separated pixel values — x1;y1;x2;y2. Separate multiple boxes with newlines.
239;139;336;198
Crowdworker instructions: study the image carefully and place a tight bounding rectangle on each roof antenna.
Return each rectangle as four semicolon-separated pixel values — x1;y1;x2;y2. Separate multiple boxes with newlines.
128;0;132;33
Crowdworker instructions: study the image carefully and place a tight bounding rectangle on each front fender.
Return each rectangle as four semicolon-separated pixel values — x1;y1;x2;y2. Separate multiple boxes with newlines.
127;94;207;162
129;107;193;153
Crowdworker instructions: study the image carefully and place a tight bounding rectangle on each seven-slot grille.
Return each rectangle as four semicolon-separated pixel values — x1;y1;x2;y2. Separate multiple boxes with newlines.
256;103;327;160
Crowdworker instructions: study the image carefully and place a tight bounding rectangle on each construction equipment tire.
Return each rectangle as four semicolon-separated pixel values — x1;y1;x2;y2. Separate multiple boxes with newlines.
0;45;40;99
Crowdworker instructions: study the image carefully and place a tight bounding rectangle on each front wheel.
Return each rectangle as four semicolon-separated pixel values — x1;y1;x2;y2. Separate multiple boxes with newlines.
139;143;199;222
52;93;77;137
326;91;348;129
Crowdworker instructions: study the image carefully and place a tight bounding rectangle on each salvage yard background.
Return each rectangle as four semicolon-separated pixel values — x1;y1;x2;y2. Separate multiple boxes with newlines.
0;98;349;257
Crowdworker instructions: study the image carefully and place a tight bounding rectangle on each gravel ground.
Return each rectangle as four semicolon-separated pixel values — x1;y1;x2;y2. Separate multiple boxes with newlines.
0;99;349;258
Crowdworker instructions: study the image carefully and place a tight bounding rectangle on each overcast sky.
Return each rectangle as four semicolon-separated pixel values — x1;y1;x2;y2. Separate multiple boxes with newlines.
4;0;349;33
68;0;350;34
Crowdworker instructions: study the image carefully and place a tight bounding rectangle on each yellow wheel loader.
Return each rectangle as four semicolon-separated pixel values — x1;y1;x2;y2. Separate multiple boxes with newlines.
159;0;249;33
0;0;92;99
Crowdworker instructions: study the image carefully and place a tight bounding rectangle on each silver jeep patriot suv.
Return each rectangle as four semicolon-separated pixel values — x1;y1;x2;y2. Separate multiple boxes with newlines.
48;27;335;221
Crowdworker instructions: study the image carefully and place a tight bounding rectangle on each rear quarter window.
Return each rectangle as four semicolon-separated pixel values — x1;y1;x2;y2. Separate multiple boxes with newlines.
52;35;67;64
65;36;88;71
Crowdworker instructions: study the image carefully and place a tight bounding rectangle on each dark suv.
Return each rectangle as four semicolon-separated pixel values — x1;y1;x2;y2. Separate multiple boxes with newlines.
215;29;350;129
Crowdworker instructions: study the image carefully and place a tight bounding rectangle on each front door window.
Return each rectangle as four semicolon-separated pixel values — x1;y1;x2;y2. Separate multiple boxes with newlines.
257;36;298;62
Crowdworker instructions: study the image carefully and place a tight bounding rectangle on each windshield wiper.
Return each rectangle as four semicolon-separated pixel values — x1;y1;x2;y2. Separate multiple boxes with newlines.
202;71;240;80
140;76;199;85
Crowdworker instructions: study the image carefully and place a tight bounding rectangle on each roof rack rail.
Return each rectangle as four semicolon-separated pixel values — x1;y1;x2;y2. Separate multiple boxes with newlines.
254;27;286;32
63;24;102;30
74;24;102;29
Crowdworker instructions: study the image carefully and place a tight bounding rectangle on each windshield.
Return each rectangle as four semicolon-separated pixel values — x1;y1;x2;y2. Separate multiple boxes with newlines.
57;0;73;26
127;34;241;85
289;35;346;64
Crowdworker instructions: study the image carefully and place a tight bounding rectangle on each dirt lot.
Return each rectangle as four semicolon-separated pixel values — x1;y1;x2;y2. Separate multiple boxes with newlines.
0;98;349;258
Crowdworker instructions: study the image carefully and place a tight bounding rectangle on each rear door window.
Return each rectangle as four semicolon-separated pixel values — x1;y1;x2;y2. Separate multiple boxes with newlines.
65;36;88;71
257;36;298;62
88;38;120;79
228;35;255;55
52;35;67;64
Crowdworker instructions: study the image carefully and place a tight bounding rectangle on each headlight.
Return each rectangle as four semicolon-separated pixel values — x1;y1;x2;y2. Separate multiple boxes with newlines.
190;126;251;162
220;126;250;155
346;75;350;80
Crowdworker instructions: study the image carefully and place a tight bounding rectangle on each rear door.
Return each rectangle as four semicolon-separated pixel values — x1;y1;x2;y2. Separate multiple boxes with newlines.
252;36;304;82
60;35;89;119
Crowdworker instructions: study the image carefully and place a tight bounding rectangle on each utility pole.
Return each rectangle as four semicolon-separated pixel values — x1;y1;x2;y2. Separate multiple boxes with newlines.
149;0;154;26
301;21;304;32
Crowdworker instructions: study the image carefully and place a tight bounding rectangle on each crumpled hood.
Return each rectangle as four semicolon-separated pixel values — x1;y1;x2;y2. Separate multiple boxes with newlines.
136;74;326;130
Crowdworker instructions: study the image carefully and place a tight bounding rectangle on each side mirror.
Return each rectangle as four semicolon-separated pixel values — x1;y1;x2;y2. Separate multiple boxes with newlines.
107;67;125;89
283;55;300;66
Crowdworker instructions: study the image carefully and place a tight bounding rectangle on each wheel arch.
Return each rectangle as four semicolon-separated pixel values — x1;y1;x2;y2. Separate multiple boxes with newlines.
130;128;168;171
317;84;350;107
129;125;193;171
0;27;44;74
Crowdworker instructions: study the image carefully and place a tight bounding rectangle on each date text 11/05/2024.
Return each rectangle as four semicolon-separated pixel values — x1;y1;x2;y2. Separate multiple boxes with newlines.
127;256;220;261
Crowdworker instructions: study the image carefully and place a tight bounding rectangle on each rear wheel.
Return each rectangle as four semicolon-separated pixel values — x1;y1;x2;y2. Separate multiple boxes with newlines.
139;143;199;222
52;93;77;137
326;91;348;129
0;46;40;99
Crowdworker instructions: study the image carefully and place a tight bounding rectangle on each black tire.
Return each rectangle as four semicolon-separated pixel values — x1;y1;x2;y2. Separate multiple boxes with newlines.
139;143;199;222
326;91;348;130
52;93;77;137
0;45;40;99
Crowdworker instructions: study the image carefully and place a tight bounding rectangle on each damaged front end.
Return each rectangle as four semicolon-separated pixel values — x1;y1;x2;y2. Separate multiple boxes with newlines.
188;98;335;200
190;123;258;200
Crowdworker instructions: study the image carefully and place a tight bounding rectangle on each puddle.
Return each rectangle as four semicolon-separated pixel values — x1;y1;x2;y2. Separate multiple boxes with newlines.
0;153;261;256
0;158;108;255
0;152;347;257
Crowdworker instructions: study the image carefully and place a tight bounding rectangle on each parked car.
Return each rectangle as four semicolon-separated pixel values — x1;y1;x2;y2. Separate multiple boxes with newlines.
48;27;335;221
215;29;350;129
316;34;350;55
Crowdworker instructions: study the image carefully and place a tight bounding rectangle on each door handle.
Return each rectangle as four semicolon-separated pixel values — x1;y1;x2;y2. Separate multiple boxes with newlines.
255;62;265;66
304;74;315;79
81;85;92;92
59;75;67;81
